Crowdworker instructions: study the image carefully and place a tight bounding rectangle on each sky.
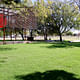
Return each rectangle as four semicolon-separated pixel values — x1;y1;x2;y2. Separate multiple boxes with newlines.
32;0;36;2
31;0;71;3
24;0;79;4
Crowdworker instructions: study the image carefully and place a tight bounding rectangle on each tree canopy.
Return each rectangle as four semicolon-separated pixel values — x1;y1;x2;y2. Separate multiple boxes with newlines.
35;0;80;41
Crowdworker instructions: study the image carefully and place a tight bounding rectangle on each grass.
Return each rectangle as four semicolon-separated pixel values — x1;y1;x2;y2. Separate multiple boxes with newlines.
0;42;80;80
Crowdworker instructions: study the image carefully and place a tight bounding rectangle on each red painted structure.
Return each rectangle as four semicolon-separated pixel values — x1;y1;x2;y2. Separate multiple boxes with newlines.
0;7;37;41
0;14;7;28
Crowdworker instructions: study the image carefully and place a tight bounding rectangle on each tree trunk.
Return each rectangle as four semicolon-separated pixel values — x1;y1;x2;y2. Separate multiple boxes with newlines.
16;28;24;40
19;29;24;40
10;30;12;40
19;31;24;40
59;33;62;42
44;27;48;40
44;33;47;40
30;29;33;37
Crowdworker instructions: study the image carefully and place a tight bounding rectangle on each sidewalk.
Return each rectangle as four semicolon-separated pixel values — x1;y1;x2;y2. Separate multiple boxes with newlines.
0;41;32;45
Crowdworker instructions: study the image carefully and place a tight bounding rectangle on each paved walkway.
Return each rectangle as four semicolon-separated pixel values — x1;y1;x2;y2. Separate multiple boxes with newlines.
0;41;32;45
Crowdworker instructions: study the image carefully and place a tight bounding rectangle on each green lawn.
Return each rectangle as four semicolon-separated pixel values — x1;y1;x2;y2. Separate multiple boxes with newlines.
0;42;80;80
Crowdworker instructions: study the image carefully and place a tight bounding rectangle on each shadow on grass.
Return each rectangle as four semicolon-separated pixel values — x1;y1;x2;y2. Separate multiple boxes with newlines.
0;60;6;63
0;47;16;51
0;57;8;65
42;42;80;49
0;60;6;65
15;70;80;80
31;40;80;48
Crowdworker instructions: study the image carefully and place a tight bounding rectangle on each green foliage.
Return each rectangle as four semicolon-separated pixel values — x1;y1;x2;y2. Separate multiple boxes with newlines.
35;0;80;41
21;0;33;7
35;0;52;39
1;0;21;4
66;31;73;36
1;0;13;4
51;1;79;33
35;0;50;25
45;1;80;41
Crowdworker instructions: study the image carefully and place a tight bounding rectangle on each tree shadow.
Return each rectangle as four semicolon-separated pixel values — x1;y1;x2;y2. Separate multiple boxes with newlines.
31;41;80;48
0;60;6;65
0;57;8;65
0;47;16;51
15;70;80;80
44;42;80;49
0;60;6;63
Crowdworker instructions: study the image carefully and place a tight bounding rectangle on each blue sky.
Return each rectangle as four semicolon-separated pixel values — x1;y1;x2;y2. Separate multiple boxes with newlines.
32;0;37;3
31;0;70;3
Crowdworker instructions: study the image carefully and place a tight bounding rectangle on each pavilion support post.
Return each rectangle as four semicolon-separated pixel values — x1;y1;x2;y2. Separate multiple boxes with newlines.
3;7;6;44
3;27;6;44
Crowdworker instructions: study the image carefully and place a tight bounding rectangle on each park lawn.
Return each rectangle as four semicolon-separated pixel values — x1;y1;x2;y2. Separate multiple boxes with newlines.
0;42;80;80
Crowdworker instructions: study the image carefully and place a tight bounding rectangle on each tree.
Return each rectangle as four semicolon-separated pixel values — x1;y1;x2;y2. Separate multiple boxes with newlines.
48;1;80;42
35;0;51;40
0;0;21;4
